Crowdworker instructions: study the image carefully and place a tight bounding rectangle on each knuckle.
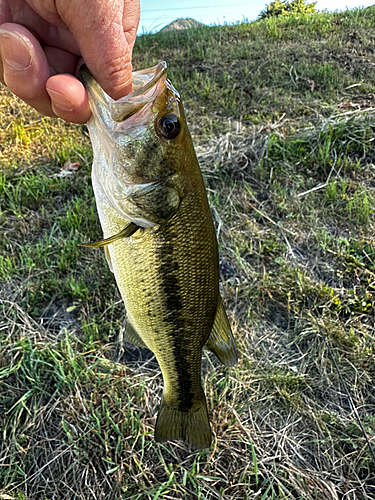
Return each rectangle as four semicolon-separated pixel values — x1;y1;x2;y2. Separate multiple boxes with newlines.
102;58;133;92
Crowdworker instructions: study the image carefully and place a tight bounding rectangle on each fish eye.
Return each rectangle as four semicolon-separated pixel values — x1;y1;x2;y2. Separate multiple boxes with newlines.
157;113;180;139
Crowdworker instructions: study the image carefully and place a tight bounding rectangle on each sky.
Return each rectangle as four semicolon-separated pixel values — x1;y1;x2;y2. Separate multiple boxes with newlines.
138;0;375;34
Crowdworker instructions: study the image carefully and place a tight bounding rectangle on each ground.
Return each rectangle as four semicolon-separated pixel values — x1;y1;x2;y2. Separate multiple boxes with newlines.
0;7;375;499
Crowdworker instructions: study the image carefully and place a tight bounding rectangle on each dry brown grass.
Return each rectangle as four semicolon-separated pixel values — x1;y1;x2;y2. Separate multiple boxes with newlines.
1;7;375;499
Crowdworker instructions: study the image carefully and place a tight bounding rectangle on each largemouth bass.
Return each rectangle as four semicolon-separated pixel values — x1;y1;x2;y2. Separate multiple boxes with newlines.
80;61;237;449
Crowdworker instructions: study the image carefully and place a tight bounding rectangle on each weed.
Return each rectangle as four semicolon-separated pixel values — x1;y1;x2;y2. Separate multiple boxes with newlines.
1;6;375;500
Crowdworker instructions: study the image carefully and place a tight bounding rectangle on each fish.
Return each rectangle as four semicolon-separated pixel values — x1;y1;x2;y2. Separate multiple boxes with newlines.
80;61;238;449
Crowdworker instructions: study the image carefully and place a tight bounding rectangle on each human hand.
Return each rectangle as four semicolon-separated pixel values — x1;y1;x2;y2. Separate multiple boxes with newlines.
0;0;140;123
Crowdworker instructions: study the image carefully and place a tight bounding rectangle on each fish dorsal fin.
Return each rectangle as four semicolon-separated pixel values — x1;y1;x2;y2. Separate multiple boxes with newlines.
125;318;148;349
80;222;139;248
205;295;238;367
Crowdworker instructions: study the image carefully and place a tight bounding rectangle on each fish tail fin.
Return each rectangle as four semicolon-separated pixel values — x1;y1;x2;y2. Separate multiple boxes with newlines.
154;397;212;449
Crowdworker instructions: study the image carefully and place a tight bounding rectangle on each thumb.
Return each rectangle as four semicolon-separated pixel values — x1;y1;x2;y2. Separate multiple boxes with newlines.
58;0;140;99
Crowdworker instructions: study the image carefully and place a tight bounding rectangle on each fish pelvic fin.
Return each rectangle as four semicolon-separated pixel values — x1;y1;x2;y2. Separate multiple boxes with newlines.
205;295;238;367
125;318;148;349
104;246;113;273
80;222;139;248
154;398;212;449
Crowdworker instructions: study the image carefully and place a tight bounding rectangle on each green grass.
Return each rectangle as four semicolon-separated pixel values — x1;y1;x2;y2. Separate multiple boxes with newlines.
134;6;375;130
1;5;375;500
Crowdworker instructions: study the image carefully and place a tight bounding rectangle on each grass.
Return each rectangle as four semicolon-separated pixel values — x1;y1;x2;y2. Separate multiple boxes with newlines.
1;5;375;499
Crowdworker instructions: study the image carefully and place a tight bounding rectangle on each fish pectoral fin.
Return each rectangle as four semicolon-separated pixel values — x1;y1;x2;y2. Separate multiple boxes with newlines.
104;246;113;273
205;295;238;367
125;318;148;349
80;222;139;248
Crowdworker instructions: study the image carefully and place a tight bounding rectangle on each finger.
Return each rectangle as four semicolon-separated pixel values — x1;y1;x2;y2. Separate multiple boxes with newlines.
0;1;11;24
11;1;80;55
44;46;78;75
58;0;140;100
0;22;55;116
122;1;140;50
46;74;91;124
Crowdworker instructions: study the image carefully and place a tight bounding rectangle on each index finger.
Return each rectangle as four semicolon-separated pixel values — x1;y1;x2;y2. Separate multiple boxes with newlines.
59;0;140;100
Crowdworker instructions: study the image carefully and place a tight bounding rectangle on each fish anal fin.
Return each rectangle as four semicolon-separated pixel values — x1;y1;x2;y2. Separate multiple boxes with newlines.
155;397;211;449
205;295;238;367
125;318;148;349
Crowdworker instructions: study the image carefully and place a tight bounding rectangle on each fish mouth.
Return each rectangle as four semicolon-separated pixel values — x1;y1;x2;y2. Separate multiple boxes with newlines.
80;61;170;131
110;61;168;122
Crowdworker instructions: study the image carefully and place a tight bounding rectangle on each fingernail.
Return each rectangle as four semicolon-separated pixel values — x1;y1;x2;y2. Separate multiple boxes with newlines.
46;88;75;112
0;30;32;71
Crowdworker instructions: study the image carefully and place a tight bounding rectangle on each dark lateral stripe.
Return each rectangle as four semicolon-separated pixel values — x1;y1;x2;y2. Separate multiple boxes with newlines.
157;235;195;412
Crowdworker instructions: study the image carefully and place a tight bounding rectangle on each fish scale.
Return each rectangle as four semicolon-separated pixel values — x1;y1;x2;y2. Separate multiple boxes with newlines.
81;61;238;449
109;193;218;389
